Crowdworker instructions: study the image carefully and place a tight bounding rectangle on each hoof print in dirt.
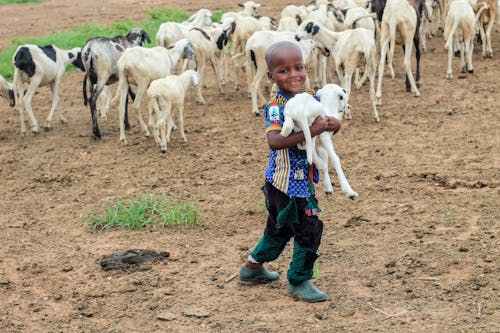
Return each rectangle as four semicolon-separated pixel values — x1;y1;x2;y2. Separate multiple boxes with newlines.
97;249;170;272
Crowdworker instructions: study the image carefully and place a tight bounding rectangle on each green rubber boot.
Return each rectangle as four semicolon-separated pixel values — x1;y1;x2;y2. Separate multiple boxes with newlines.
240;266;280;284
287;280;328;303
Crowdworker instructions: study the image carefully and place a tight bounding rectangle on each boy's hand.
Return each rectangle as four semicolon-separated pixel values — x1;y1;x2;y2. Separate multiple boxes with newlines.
310;116;341;136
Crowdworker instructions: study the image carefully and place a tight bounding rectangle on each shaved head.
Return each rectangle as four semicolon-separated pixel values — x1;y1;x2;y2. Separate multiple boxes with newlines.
265;41;303;71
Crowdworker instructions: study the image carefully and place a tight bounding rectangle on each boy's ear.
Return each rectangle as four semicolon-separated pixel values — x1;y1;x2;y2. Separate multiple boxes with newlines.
267;70;274;82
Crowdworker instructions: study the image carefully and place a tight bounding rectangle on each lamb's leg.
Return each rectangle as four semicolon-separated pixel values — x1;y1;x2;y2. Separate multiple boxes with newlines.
376;25;390;105
196;58;206;104
485;20;494;58
319;133;358;199
45;78;65;131
211;57;224;94
465;37;474;73
177;99;187;142
313;145;333;194
402;41;420;96
22;75;42;134
250;66;267;116
158;100;172;153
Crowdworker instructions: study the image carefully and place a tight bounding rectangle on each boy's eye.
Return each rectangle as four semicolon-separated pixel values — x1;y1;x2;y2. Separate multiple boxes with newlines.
296;66;304;71
278;68;289;73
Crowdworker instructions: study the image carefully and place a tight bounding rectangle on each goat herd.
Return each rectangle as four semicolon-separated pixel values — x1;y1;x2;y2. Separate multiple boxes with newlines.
0;0;498;155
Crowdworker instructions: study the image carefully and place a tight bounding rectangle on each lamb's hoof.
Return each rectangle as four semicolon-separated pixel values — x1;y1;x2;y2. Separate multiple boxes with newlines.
253;111;261;117
347;192;358;200
446;73;452;80
60;118;68;124
161;149;167;154
488;53;493;58
467;68;474;74
120;138;128;146
373;116;380;123
31;127;39;134
414;90;420;97
44;125;51;132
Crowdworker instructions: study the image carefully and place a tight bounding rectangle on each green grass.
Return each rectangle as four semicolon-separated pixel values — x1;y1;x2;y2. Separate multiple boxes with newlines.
0;0;46;4
0;7;191;79
86;194;199;232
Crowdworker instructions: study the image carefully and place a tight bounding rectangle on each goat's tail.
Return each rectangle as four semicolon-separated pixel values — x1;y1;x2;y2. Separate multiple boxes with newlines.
348;12;377;29
111;64;127;106
475;3;489;23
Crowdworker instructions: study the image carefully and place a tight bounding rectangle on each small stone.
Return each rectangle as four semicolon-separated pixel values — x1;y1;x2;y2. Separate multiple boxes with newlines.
62;266;73;272
157;312;176;321
338;308;355;317
458;247;469;252
183;305;211;318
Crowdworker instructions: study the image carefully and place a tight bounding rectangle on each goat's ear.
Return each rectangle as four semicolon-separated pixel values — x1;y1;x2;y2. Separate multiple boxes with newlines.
72;52;86;72
231;21;237;33
238;3;244;7
143;31;151;44
305;22;313;33
295;14;302;26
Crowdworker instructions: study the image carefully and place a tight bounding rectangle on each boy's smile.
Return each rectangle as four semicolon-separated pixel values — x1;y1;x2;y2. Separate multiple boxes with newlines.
267;47;307;98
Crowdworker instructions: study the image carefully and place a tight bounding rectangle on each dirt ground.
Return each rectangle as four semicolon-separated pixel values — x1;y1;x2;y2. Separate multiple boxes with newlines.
0;1;498;332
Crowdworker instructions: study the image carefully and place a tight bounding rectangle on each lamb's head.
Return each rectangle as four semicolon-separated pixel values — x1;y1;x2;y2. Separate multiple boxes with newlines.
239;1;261;16
126;28;151;47
316;84;350;121
66;47;85;71
295;20;320;41
0;76;15;107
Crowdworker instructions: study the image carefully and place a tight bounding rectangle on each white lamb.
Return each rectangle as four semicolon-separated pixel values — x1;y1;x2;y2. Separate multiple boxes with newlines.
295;20;380;122
147;70;199;153
280;87;357;198
12;44;84;135
113;39;195;145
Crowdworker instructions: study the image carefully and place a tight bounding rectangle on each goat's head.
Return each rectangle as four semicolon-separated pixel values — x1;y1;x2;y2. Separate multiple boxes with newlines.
188;8;213;27
316;84;350;120
239;1;261;16
182;40;195;59
0;78;15;107
67;48;85;71
295;20;320;41
126;28;151;47
327;4;345;23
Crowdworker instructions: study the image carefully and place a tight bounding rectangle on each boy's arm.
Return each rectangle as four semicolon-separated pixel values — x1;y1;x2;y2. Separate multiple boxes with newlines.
267;116;340;150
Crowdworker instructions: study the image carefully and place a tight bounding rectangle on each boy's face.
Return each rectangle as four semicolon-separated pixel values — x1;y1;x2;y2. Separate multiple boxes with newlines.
267;48;306;97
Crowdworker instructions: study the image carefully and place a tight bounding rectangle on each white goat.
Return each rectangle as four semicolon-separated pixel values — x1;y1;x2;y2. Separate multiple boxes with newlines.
12;44;84;135
443;0;476;79
114;39;195;146
156;9;212;47
147;70;199;153
474;0;498;58
237;1;261;16
295;20;380;122
375;0;421;106
0;74;15;107
280;88;357;198
185;26;229;104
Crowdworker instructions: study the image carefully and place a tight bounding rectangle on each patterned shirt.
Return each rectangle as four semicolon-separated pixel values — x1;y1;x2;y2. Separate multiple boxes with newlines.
264;89;319;198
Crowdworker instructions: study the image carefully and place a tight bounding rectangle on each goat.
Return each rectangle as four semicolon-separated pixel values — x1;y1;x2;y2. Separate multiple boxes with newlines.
156;9;212;47
82;28;151;138
444;0;476;78
0;74;15;107
372;0;422;106
295;20;380;122
474;0;498;58
280;88;357;198
185;26;229;104
237;1;261;16
113;39;195;146
12;44;84;135
147;70;199;153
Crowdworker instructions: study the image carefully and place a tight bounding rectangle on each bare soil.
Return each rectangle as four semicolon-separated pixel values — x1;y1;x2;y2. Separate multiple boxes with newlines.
0;1;499;332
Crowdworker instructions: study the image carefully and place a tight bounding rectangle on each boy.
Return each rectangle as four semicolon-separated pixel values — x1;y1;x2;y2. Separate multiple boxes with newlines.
239;41;341;303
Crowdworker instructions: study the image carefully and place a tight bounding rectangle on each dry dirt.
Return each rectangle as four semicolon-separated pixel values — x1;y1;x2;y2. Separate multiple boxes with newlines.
0;1;499;332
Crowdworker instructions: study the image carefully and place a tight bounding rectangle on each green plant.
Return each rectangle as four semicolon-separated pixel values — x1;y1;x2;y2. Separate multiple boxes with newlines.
86;194;199;231
0;0;46;4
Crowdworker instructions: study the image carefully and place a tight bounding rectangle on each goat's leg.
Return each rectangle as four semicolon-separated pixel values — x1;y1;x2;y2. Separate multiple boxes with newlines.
132;85;151;138
478;22;487;58
211;57;224;94
343;71;353;120
313;145;333;194
387;24;397;79
177;100;187;142
446;41;454;79
402;41;420;96
465;37;474;73
319;133;358;199
45;79;63;130
250;66;267;116
148;97;161;145
196;59;206;105
158;101;172;153
376;26;390;105
22;75;42;134
485;20;494;58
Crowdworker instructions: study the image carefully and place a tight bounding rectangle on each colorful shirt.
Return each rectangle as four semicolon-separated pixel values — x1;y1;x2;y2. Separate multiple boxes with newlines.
264;89;319;198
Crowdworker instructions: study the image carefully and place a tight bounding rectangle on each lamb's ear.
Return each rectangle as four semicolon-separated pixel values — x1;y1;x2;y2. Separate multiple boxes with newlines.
315;87;323;100
143;31;151;44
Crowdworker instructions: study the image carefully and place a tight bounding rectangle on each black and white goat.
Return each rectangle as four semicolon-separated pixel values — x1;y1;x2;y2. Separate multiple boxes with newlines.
12;44;84;135
81;28;151;138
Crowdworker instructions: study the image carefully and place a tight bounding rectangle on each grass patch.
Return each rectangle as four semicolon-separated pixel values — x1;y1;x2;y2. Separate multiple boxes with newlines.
86;194;199;231
0;7;191;79
0;0;46;4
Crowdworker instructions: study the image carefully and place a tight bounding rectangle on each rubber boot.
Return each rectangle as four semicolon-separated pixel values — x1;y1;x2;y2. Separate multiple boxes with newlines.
240;266;280;284
287;280;327;302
